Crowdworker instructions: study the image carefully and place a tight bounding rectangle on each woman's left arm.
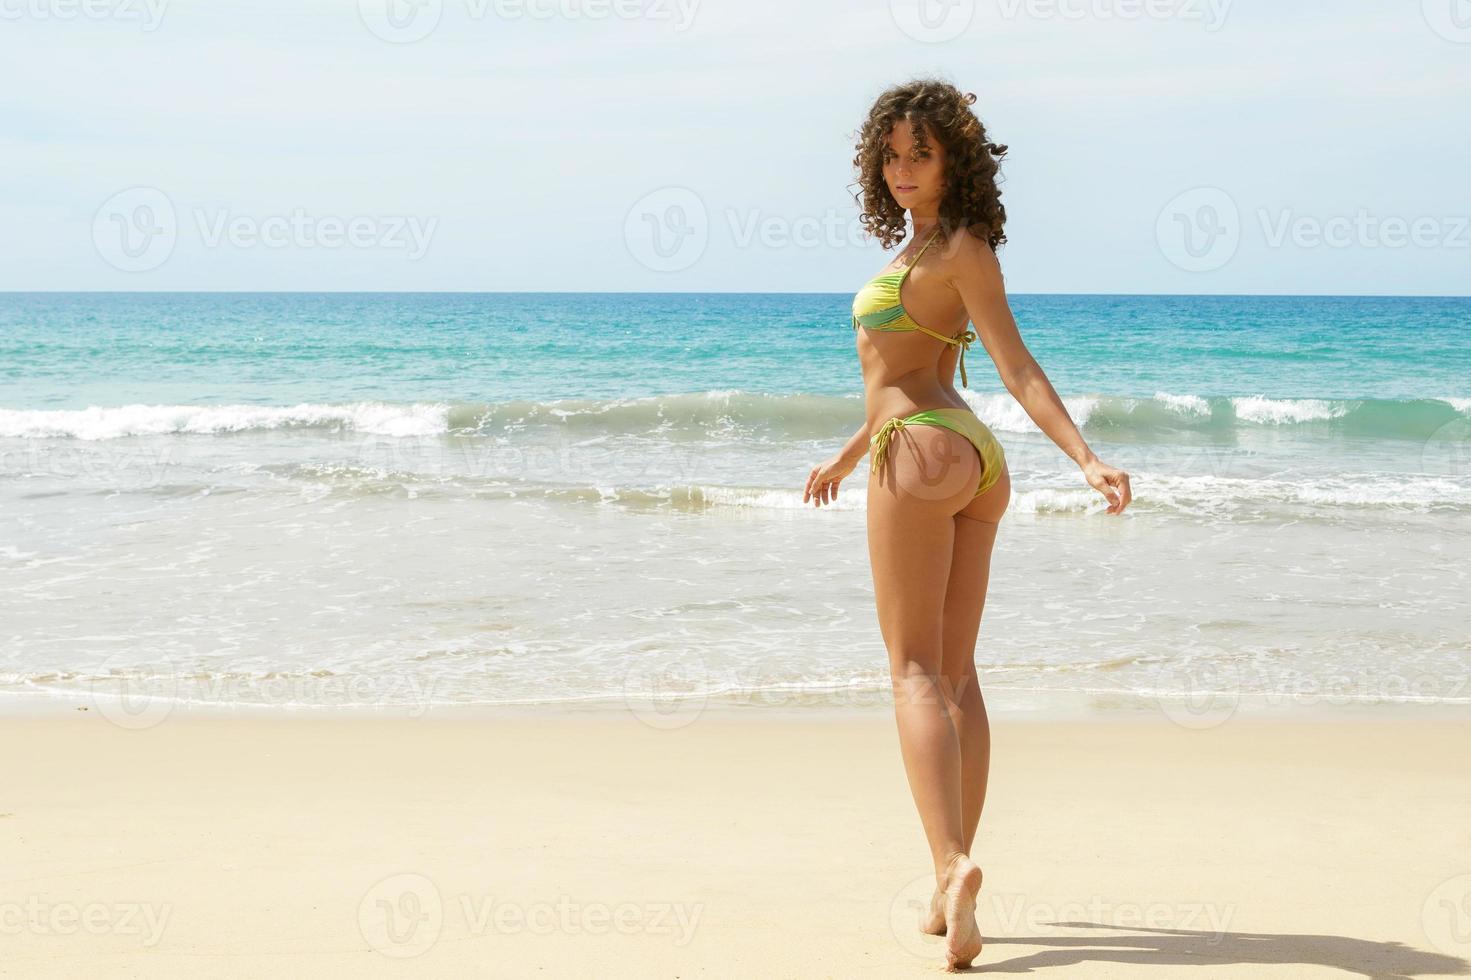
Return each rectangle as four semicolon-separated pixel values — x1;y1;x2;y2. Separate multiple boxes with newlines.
947;235;1133;516
803;421;870;508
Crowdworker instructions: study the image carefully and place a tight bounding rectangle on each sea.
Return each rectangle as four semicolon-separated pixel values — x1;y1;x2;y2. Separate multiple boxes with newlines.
1;292;1467;720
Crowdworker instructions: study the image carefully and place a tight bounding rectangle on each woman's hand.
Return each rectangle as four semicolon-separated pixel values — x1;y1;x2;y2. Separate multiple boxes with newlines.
1081;457;1132;515
804;452;860;508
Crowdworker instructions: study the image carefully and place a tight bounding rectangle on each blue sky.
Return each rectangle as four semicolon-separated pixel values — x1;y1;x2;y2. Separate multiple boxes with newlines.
1;0;1467;293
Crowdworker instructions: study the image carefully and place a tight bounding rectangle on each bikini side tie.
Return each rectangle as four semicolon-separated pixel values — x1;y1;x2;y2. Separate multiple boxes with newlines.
870;416;908;475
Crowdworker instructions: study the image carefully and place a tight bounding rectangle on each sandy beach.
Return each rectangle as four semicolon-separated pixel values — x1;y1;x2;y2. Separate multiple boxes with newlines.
3;706;1467;978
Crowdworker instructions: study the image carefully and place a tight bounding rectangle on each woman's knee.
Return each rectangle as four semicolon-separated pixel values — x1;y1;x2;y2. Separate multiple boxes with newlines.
888;658;952;707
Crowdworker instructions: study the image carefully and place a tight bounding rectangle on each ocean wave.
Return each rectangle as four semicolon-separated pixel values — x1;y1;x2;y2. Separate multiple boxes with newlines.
1;391;1466;442
0;401;451;440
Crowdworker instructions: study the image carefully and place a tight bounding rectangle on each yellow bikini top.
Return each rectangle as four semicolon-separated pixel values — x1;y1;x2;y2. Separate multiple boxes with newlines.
851;227;978;387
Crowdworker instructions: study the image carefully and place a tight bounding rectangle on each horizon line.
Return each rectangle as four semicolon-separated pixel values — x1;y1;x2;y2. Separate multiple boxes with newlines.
2;290;1469;300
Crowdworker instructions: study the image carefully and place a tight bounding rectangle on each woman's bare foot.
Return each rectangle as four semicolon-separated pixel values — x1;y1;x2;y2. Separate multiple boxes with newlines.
921;887;946;936
940;853;983;972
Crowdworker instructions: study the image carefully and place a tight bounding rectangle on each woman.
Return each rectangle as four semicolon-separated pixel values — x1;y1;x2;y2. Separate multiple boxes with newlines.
802;78;1132;971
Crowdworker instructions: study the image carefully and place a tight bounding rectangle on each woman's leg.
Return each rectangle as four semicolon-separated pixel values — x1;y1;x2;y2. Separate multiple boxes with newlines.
947;465;1011;850
923;464;1011;936
867;421;985;969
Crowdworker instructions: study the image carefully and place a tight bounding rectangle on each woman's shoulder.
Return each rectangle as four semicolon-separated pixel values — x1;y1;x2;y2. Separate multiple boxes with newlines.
937;224;1000;268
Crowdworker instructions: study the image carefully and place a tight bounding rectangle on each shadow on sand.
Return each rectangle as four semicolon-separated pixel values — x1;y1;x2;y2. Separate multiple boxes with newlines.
973;921;1468;978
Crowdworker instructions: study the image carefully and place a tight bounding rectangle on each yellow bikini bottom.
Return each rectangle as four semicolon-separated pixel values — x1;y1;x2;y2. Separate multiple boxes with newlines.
869;408;1006;498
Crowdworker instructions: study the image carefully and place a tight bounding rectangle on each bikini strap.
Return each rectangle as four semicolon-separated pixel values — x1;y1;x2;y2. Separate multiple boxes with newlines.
905;226;943;271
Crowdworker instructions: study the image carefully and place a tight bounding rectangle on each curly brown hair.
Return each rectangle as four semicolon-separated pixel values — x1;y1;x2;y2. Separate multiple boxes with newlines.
850;78;1009;252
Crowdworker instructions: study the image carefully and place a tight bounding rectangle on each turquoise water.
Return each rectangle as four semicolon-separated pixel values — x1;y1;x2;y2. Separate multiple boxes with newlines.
3;293;1469;407
1;293;1468;716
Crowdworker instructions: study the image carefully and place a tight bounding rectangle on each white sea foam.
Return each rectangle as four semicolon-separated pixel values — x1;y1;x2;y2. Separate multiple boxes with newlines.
1153;391;1212;416
963;391;1102;432
1231;395;1347;424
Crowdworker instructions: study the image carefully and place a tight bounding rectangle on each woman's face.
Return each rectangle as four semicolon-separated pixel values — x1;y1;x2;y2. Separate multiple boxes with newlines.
882;121;946;214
